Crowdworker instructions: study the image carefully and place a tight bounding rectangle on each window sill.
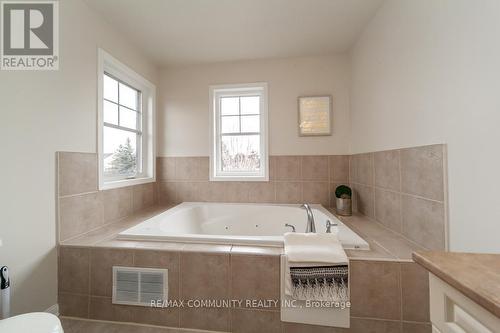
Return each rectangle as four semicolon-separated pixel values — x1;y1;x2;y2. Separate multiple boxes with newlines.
100;176;156;190
210;175;269;182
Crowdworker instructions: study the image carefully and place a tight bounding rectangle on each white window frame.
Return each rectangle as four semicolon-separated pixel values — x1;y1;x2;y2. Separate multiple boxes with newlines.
97;48;156;190
209;82;269;181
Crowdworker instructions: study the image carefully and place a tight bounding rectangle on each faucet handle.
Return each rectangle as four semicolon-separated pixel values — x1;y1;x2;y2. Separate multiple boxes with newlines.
325;220;338;233
285;223;296;232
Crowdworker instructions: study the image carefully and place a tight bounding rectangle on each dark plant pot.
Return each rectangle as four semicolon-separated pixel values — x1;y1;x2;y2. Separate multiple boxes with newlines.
336;197;352;216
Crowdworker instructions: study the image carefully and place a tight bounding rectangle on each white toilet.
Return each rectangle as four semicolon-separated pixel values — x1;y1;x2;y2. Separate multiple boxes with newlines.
0;312;64;333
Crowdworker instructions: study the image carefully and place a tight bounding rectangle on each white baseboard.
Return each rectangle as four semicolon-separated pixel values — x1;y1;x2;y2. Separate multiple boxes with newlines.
45;304;59;316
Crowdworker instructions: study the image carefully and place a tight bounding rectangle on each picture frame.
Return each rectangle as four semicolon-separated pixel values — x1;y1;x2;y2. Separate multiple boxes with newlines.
298;95;332;136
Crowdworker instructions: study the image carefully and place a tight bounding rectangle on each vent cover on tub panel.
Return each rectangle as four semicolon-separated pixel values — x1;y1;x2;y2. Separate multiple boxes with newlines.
112;266;168;306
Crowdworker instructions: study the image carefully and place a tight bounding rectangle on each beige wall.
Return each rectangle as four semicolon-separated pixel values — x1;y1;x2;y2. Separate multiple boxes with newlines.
158;55;351;156
351;0;500;253
0;0;158;314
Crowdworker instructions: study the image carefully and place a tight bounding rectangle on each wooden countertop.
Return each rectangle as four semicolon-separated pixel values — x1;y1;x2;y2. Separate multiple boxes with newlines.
413;251;500;317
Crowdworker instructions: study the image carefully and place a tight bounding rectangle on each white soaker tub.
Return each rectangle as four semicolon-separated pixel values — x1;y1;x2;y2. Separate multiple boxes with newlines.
118;202;369;250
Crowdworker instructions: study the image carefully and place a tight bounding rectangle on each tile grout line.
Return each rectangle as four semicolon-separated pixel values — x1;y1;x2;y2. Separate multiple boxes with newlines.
228;246;233;332
401;319;432;324
59;291;91;297
398;149;404;243
371;153;378;221
442;144;450;251
399;262;404;327
176;251;181;328
87;247;91;318
299;156;303;203
56;152;61;246
350;315;404;322
328;156;332;208
350;181;444;204
178;249;183;328
371;153;375;219
59;190;101;199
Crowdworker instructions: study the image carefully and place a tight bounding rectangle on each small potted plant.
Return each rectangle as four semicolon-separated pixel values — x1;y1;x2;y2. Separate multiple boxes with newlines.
335;185;352;216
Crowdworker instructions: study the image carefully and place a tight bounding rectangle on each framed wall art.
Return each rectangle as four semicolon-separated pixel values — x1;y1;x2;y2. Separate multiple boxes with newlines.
298;95;332;136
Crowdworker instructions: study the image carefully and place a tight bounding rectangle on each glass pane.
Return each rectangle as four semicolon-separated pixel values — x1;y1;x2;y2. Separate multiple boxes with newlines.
103;100;118;125
119;83;139;110
221;115;240;134
221;135;260;172
103;126;138;178
220;97;239;115
120;107;138;130
240;96;260;115
103;74;118;102
240;115;260;133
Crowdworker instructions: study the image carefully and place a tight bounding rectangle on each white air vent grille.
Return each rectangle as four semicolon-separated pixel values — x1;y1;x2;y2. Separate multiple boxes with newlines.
112;266;168;306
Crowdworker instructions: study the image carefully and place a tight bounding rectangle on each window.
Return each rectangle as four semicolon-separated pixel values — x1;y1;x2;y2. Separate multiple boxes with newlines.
97;49;156;189
210;83;268;181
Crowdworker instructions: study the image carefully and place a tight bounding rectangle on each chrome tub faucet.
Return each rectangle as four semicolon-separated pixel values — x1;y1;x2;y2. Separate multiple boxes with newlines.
300;203;316;233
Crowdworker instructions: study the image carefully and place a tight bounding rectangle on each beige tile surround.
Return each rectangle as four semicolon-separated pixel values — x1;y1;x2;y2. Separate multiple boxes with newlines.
56;147;444;332
57;200;432;332
157;155;350;208
157;145;447;251
58;145;447;252
350;145;447;251
59;243;431;332
57;152;158;242
57;152;351;243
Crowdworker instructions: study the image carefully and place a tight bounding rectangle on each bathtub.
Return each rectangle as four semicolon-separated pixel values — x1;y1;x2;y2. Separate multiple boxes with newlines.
118;202;369;250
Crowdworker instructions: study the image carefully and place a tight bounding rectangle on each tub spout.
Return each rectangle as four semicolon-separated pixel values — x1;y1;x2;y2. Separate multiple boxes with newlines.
300;203;316;233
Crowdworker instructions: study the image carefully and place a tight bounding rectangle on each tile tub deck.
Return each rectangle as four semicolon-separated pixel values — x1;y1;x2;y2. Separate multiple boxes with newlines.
58;204;431;332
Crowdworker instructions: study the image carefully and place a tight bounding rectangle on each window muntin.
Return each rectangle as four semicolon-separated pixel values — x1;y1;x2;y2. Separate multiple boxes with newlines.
98;49;156;190
102;73;142;180
210;83;268;181
219;95;261;172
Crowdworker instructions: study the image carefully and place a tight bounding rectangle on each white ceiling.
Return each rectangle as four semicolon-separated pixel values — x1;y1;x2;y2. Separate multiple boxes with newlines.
84;0;384;67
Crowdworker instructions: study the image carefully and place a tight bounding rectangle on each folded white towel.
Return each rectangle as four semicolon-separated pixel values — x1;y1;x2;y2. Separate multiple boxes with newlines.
284;232;349;302
284;232;348;264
